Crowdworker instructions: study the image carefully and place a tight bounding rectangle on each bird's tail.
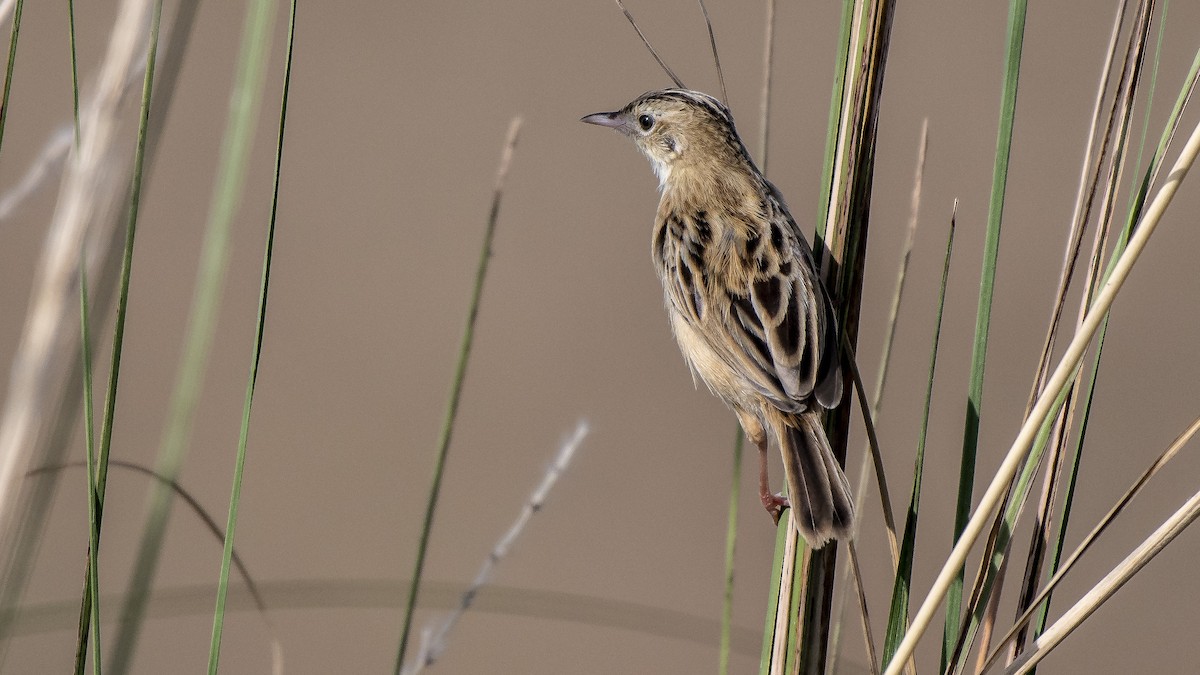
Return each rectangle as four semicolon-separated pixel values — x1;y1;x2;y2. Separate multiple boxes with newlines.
779;409;855;547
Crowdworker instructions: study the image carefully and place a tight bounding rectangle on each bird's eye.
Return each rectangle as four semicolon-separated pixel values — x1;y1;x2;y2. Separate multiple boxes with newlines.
637;114;654;131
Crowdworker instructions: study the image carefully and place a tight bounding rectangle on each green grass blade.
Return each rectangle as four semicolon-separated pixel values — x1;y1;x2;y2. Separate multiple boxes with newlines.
206;1;297;672
718;428;743;675
107;0;277;670
882;204;956;665
783;531;805;675
393;117;523;674
964;3;1157;667
67;0;80;144
830;119;928;674
801;0;897;669
944;1;1027;666
0;0;23;155
758;519;790;675
78;254;101;675
944;382;1072;675
814;0;854;241
71;3;164;672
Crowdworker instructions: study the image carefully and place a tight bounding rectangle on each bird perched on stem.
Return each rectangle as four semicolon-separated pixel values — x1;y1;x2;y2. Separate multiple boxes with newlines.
582;89;853;547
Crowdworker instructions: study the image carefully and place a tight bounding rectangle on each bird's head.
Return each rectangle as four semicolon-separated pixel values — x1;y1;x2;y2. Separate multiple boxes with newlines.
582;89;745;188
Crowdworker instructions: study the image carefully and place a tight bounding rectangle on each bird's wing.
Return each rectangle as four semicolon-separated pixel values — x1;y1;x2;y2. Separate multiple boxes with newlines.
717;208;842;412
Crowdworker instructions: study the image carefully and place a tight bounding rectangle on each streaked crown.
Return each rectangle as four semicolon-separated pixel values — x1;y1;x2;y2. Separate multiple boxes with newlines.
582;89;751;187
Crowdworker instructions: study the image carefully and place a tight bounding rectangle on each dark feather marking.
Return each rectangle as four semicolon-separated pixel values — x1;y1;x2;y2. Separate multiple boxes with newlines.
667;213;686;238
770;222;784;252
693;211;712;243
745;230;762;256
679;254;707;320
779;261;792;277
730;293;763;331
754;277;782;318
779;290;802;357
653;221;667;260
746;331;770;364
814;294;840;392
677;264;702;319
679;263;694;293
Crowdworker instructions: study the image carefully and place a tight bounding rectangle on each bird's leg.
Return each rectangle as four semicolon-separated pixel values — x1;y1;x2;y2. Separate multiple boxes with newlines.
738;412;789;524
756;438;789;524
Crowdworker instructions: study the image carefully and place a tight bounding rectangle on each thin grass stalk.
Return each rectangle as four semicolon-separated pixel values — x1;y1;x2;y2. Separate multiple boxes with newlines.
757;0;775;173
944;384;1073;675
1004;486;1200;674
33;458;275;615
980;151;1138;675
1028;37;1194;663
943;2;1028;666
108;0;277;670
973;568;1004;675
0;0;22;154
760;519;792;675
784;543;809;675
406;423;588;673
0;0;157;654
800;0;895;669
1022;0;1128;410
1;11;196;661
1140;52;1200;193
1010;4;1156;663
799;4;858;667
845;542;880;674
980;412;1200;673
28;459;285;671
729;10;776;666
68;0;80;143
719;427;744;675
995;4;1130;658
78;256;101;675
958;3;1156;667
884;101;1200;675
0;0;196;224
697;0;727;105
882;204;956;668
844;339;899;564
763;515;799;675
614;0;685;89
1120;0;1169;232
69;5;164;672
830;120;928;675
207;1;297;672
1033;38;1199;658
867;120;927;449
814;0;855;241
393;117;523;673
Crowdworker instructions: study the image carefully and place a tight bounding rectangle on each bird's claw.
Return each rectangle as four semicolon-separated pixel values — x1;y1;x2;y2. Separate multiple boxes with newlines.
761;491;790;525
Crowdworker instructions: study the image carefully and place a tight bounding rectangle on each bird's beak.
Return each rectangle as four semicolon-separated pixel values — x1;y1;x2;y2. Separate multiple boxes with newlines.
581;111;631;135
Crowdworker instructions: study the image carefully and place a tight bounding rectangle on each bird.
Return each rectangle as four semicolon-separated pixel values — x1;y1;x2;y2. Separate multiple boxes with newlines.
582;88;854;547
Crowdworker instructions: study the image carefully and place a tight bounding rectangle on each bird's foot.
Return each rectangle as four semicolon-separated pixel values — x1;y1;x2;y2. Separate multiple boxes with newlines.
760;491;790;525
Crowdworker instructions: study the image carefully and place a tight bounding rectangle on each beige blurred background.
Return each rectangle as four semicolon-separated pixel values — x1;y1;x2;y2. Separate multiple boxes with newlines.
3;1;1200;673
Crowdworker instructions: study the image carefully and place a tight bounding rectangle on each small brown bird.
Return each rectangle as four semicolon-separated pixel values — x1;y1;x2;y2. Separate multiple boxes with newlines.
583;89;853;547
